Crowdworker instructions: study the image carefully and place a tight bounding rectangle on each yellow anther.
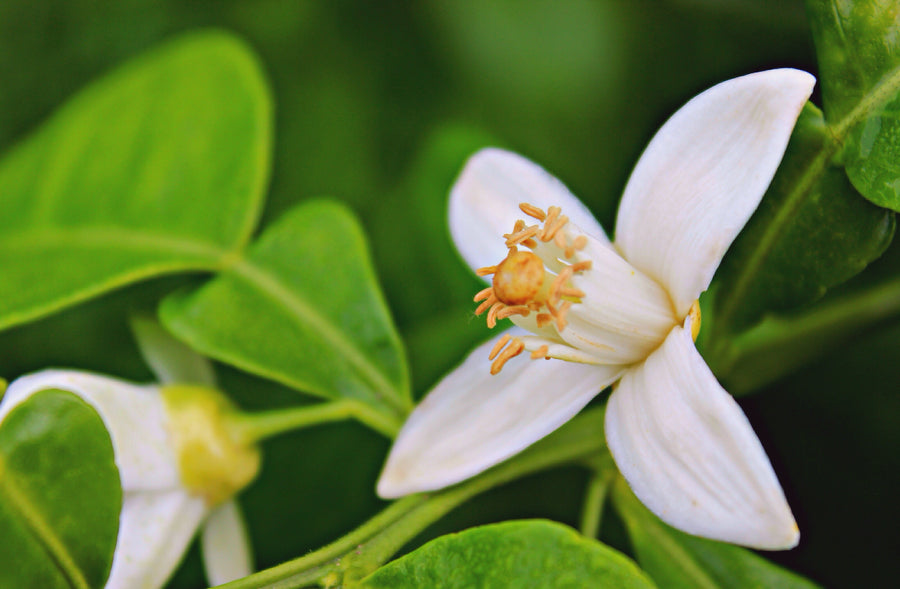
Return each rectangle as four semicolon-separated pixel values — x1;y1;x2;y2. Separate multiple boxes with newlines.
689;300;701;342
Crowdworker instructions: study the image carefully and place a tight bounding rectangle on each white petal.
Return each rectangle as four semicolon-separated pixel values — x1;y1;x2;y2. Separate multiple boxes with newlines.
560;231;677;365
106;489;208;589
449;148;609;274
0;370;180;490
131;315;217;386
377;328;623;497
614;69;815;317
605;317;798;549
201;500;254;585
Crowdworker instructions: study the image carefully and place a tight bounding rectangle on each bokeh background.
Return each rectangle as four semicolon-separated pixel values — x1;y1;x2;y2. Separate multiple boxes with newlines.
0;1;895;587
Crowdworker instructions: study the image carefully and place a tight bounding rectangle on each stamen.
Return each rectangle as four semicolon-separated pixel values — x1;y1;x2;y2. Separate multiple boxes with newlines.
536;313;553;327
572;235;588;250
530;345;550;360
490;338;525;375
487;302;505;328
556;301;572;331
505;225;541;248
554;231;568;251
473;287;494;302
570;260;592;272
522;238;538;249
488;334;512;360
559;287;585;299
550;267;575;303
541;213;569;242
496;305;531;320
519;202;546;221
475;294;498;315
476;265;498;277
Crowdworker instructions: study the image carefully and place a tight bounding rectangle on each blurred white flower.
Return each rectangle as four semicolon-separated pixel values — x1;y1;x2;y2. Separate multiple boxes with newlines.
0;370;259;588
377;69;815;550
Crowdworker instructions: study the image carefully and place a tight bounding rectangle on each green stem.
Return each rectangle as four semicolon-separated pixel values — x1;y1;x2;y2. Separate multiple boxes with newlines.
216;407;612;589
228;399;400;445
717;275;900;393
579;460;616;539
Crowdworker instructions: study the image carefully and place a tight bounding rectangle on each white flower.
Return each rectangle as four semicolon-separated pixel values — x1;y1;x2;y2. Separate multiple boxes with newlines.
377;69;815;550
0;370;259;588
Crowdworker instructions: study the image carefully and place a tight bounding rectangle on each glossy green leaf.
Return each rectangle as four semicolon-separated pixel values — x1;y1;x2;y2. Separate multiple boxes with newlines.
0;389;121;589
160;199;410;428
807;0;900;210
0;31;272;331
612;479;819;589
360;520;656;589
707;103;895;357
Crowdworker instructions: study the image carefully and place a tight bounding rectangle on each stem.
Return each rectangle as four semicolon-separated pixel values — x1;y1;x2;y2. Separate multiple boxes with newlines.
216;407;611;588
579;461;616;539
228;399;400;445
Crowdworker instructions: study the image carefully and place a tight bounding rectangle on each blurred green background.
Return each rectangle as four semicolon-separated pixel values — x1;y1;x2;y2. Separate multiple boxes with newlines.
0;1;895;587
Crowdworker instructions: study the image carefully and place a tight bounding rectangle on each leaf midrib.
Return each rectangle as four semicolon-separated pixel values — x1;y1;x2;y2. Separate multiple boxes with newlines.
716;62;900;334
0;453;90;589
230;258;405;415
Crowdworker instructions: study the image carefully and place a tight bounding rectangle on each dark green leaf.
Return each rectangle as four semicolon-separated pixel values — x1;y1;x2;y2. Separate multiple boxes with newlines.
612;479;819;589
0;389;121;589
707;103;894;355
360;520;656;589
160;199;410;426
806;0;900;210
0;31;272;330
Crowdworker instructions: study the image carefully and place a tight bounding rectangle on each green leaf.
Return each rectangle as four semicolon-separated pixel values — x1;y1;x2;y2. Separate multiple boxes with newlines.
0;389;121;589
806;0;900;210
160;199;410;429
0;31;272;331
360;520;656;589
612;479;819;589
707;103;895;350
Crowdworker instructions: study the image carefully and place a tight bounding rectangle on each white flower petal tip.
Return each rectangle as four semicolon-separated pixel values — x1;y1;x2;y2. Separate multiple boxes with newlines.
449;147;609;274
202;500;254;585
615;68;816;317
376;329;622;498
605;317;799;550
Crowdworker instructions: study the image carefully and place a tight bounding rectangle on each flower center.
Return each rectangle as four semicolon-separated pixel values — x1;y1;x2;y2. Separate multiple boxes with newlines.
473;203;593;373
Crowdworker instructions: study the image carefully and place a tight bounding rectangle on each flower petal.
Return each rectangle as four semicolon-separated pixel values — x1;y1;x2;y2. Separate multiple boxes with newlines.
201;500;254;586
560;231;677;365
605;317;798;549
131;315;217;386
377;328;623;497
0;369;180;490
614;69;815;317
449;148;609;274
106;489;207;589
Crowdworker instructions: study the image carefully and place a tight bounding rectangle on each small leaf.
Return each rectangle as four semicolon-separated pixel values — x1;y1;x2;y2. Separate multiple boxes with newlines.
708;103;895;347
612;479;819;589
160;199;410;423
807;0;900;210
360;520;656;589
0;31;272;330
0;389;121;589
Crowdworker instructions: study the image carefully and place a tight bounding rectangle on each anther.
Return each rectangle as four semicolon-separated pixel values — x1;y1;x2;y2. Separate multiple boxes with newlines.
473;287;493;302
476;265;498;277
550;267;575;303
496;305;531;320
487;302;505;328
536;313;552;327
572;235;588;250
541;214;569;242
519;202;546;221
489;334;512;361
505;225;541;248
530;345;550;360
570;260;592;272
475;294;498;316
490;338;525;375
556;301;572;331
